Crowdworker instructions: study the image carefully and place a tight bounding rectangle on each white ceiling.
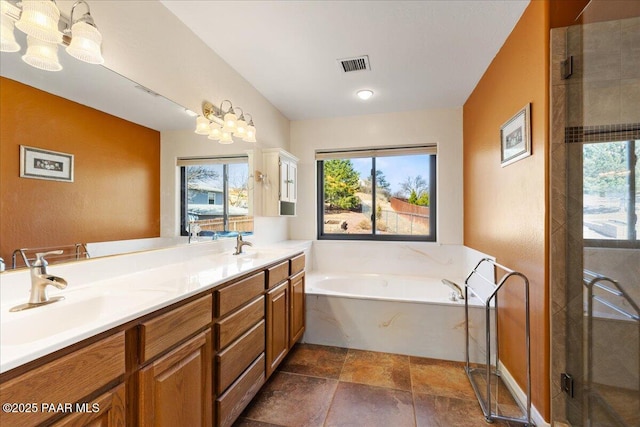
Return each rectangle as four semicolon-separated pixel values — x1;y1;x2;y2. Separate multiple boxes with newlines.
161;0;530;121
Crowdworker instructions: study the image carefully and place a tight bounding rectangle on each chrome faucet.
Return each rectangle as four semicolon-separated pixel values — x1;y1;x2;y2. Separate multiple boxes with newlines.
233;233;253;255
442;279;464;301
10;250;68;312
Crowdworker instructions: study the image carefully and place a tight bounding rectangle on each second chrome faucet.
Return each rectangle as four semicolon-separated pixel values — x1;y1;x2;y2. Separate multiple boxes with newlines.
233;233;253;255
10;250;68;312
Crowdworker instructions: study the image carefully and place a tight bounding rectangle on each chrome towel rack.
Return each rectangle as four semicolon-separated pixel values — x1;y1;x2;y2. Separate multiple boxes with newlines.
464;257;533;426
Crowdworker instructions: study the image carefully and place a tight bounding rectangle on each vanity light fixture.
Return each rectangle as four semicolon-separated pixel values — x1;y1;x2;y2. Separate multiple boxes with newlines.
64;1;103;64
195;100;257;144
357;89;374;100
0;0;104;71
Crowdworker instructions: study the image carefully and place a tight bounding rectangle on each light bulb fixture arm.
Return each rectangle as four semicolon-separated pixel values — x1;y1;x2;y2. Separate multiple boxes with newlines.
202;101;223;125
234;107;245;120
219;99;234;116
66;0;97;32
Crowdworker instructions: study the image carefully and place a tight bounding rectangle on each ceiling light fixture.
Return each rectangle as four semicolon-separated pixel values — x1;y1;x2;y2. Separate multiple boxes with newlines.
195;100;257;144
357;89;374;100
0;0;104;71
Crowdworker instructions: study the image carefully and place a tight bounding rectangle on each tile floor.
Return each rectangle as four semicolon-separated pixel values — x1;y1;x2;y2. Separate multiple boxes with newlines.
234;343;523;427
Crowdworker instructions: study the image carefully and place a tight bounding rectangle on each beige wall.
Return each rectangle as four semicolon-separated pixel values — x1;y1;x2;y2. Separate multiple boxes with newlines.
289;108;463;244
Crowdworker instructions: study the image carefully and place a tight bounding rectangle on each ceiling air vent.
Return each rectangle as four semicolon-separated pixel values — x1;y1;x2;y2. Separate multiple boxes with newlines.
337;55;370;73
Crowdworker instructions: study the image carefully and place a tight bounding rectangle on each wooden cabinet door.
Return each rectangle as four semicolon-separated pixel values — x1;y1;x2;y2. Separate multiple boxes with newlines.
289;271;305;347
139;330;212;427
266;281;289;378
51;384;125;427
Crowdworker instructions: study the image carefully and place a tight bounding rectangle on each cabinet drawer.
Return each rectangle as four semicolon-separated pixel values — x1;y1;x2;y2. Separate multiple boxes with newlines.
140;295;212;363
215;320;265;394
0;332;125;427
266;260;289;289
215;272;265;317
290;253;305;275
216;353;266;427
215;295;265;350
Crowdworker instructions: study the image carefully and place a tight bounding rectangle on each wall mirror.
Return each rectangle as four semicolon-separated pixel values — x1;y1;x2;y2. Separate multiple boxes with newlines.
0;31;253;270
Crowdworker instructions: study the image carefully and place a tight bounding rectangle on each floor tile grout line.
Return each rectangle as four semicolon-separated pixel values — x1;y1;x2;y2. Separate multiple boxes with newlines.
409;355;420;427
321;377;341;427
278;369;342;382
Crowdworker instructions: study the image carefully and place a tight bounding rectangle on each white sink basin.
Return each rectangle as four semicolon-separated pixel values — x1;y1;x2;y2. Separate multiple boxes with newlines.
232;249;286;261
1;288;170;346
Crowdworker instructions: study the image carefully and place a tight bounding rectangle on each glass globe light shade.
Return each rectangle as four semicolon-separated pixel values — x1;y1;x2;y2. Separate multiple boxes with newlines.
243;125;257;143
219;130;233;144
1;13;20;52
22;35;62;71
194;116;211;135
207;126;222;141
222;111;237;133
15;1;62;44
234;118;247;137
66;20;103;64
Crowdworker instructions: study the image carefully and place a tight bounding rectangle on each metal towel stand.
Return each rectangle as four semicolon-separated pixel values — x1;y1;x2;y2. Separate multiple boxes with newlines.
464;258;534;426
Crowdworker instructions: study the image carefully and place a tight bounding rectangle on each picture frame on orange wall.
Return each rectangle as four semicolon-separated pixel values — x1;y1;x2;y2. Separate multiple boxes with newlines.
500;103;531;167
19;145;74;182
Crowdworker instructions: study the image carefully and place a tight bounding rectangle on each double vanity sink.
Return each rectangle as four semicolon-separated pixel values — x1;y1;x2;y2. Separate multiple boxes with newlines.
0;241;309;373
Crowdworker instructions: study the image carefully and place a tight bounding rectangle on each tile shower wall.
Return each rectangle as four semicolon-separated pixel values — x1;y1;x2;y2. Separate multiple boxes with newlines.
565;18;640;127
550;16;640;426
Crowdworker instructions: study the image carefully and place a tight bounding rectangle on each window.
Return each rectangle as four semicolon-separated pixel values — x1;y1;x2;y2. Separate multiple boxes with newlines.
583;140;638;244
178;156;253;238
317;146;436;241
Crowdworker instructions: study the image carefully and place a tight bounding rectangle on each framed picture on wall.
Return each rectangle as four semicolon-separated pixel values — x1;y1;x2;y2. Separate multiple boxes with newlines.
500;103;531;167
20;145;74;182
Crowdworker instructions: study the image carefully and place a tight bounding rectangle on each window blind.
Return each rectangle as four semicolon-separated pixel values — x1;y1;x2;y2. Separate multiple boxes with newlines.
315;144;436;160
176;156;248;166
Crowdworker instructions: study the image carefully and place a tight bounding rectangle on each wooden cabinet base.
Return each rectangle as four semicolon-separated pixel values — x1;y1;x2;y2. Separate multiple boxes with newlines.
216;354;266;427
266;281;289;378
139;331;212;427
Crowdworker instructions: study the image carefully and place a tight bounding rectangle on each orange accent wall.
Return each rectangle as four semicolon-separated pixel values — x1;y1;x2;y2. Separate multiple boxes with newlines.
0;77;160;263
463;1;550;420
550;0;589;28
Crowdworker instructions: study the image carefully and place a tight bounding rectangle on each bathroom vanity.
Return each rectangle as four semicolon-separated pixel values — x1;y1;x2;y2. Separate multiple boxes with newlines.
0;242;308;427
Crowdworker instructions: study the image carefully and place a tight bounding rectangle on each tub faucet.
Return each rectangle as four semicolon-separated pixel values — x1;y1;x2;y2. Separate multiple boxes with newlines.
442;279;464;301
233;233;253;255
10;251;68;312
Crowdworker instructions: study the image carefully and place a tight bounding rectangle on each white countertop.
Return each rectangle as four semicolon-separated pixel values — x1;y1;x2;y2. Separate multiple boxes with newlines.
0;240;311;374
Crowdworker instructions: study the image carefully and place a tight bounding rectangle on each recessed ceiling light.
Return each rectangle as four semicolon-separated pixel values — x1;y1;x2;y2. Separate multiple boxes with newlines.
357;89;373;100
